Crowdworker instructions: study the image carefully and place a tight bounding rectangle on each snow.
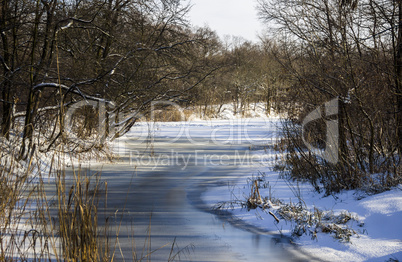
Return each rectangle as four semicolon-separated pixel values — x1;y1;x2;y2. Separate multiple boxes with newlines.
120;103;402;262
292;189;402;261
4;102;401;261
203;170;402;261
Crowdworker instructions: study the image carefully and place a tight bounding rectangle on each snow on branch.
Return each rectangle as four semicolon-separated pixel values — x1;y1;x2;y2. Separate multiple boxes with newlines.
32;83;112;104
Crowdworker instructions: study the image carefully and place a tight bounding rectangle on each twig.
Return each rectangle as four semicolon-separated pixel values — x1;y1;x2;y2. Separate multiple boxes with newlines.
269;211;280;223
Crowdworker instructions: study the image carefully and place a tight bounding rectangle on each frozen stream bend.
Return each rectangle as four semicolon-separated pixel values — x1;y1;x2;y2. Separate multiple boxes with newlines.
70;119;313;261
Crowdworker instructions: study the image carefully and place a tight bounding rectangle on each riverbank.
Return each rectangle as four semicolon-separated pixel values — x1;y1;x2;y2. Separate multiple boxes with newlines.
123;103;402;261
192;116;402;262
201;159;402;261
3;101;401;261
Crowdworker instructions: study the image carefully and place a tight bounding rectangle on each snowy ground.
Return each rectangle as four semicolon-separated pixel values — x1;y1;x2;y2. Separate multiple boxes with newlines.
6;102;400;261
122;103;402;262
202;163;402;262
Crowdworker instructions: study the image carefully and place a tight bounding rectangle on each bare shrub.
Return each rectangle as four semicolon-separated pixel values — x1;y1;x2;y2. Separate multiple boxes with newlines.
278;120;401;195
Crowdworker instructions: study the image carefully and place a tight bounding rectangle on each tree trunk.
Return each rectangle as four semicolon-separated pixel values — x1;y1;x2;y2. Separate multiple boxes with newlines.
396;0;402;155
0;0;12;139
1;80;12;139
20;0;55;158
20;0;41;159
338;99;349;171
20;90;41;159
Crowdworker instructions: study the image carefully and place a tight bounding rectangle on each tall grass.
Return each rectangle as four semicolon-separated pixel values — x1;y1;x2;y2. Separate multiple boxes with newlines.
0;141;190;261
55;163;109;261
0;141;39;261
0;138;111;261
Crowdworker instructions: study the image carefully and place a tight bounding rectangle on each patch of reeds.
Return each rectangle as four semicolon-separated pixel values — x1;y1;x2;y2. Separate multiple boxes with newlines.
1;139;193;261
0;133;111;261
213;172;359;242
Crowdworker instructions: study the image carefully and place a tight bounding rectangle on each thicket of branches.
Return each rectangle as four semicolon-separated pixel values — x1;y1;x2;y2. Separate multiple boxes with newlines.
258;0;402;194
0;0;287;159
190;38;287;117
0;0;227;157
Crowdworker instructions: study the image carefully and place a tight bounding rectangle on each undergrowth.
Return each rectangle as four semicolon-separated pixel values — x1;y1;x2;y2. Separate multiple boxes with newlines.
277;120;402;196
213;172;360;243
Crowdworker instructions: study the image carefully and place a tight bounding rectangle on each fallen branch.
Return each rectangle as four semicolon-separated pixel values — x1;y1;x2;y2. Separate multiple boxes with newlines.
269;211;280;223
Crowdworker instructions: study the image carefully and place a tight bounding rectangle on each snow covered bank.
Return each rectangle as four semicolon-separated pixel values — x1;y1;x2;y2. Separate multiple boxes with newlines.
200;126;402;262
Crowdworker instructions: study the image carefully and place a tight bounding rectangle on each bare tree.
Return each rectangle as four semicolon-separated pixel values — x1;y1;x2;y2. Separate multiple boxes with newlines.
258;0;401;193
0;0;222;158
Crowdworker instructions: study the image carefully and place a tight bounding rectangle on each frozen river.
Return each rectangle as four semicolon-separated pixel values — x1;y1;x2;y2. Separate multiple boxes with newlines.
75;119;309;261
